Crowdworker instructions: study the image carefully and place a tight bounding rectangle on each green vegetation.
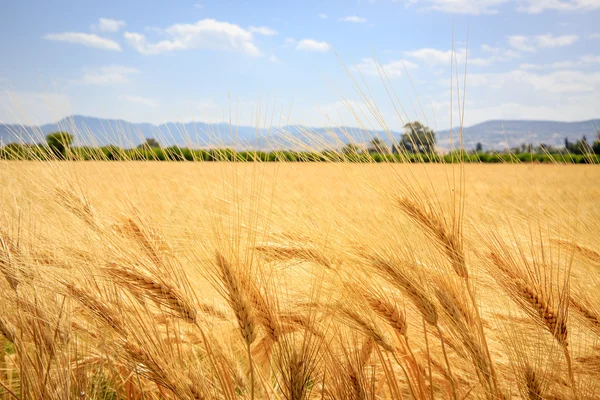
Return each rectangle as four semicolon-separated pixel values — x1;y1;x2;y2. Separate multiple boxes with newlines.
45;131;74;159
1;143;598;163
394;122;436;154
1;126;599;163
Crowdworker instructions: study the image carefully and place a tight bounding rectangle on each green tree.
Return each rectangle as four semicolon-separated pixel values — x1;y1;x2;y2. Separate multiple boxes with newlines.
102;145;125;160
397;122;436;154
564;137;575;153
572;136;591;155
369;137;389;153
342;143;362;155
475;142;483;152
593;129;600;155
46;132;74;159
138;138;161;149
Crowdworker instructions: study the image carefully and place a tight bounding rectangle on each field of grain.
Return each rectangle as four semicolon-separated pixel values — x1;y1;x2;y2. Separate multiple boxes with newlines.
1;161;599;399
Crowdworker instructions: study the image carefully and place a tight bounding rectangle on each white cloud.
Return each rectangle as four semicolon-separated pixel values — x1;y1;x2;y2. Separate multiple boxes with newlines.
408;0;600;14
351;58;418;78
268;55;282;64
43;32;122;51
508;33;579;52
480;44;498;53
588;33;600;39
296;39;331;53
124;19;261;56
536;33;579;47
467;44;519;66
339;16;368;23
318;13;328;19
467;69;600;94
468;57;498;66
508;36;536;52
517;0;600;13
91;18;126;33
404;48;461;64
120;95;159;108
519;63;539;70
554;55;600;68
407;45;519;68
194;3;204;8
462;97;600;129
406;0;510;15
519;55;600;69
249;26;278;36
77;65;140;85
480;44;518;58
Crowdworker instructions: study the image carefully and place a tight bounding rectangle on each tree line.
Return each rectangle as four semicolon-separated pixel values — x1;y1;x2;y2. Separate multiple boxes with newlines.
1;124;599;163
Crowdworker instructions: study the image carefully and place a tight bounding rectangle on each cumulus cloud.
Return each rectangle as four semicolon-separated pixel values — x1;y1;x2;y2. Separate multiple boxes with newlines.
351;58;418;78
296;39;331;53
461;98;600;129
467;69;600;94
405;45;517;67
249;26;278;36
77;65;139;85
508;33;579;52
43;32;122;51
519;55;600;69
120;95;159;108
517;0;600;13
550;56;600;68
404;48;460;64
406;0;510;15
124;19;262;56
91;18;126;33
268;55;282;64
406;0;600;14
318;13;328;19
339;16;367;23
467;44;519;66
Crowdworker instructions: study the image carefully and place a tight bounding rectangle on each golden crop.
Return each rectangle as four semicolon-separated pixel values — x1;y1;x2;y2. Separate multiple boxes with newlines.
1;161;599;399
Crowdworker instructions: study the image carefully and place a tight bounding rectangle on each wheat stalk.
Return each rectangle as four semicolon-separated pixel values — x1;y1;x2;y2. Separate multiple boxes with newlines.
363;291;407;336
397;197;467;279
490;253;568;345
0;231;20;290
0;316;16;343
215;251;256;399
337;307;394;353
106;263;198;323
65;282;126;335
370;255;438;326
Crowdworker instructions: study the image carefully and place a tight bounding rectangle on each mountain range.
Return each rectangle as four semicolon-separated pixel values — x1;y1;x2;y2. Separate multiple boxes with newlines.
1;115;598;151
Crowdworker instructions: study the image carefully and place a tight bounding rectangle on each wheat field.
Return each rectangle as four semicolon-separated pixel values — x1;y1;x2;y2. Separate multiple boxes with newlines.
1;160;599;399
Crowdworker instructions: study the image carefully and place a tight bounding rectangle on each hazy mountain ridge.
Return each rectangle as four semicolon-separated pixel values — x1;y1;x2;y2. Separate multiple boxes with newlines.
1;115;598;151
437;119;600;149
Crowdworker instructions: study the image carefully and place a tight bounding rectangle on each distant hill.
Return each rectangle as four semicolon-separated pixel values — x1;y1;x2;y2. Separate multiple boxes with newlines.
1;115;598;151
436;119;600;150
0;116;255;148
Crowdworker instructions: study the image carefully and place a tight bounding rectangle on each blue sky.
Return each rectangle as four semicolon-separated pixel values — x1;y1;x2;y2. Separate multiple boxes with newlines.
1;0;599;130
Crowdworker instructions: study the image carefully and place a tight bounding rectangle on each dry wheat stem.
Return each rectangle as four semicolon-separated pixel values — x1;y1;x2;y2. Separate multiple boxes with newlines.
106;263;198;323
